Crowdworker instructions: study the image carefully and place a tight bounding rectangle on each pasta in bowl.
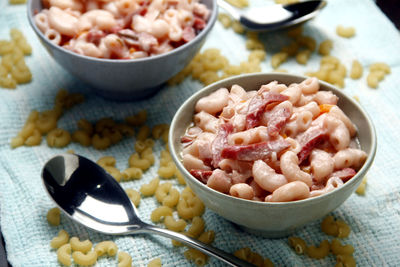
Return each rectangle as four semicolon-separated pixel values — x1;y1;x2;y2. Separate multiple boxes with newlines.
169;73;376;237
27;0;217;100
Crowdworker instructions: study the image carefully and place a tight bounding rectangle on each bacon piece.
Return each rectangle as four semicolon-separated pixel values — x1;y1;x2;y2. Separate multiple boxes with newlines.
267;107;291;137
211;123;233;168
193;17;206;30
182;26;196;42
221;139;291;161
246;92;289;130
190;169;212;184
297;128;327;163
86;30;105;46
330;168;356;182
181;136;193;143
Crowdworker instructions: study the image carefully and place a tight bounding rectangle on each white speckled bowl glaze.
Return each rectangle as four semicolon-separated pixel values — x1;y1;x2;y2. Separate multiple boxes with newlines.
27;0;217;101
169;73;377;238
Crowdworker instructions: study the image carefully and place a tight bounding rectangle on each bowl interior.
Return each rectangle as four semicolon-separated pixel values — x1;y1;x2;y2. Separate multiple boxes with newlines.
169;73;377;236
27;0;218;64
27;0;218;100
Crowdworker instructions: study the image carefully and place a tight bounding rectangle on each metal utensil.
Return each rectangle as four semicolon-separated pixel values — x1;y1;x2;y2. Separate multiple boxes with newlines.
42;154;255;267
218;0;326;31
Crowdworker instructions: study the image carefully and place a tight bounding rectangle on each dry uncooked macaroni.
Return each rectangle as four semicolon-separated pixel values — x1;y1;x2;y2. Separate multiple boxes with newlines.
140;177;160;196
118;251;132;267
306;240;330;259
233;247;273;267
151;206;173;222
321;215;351;238
51;229;70;249
70;237;93;253
355;177;367;195
147;257;162;267
126;188;141;207
184;248;208;266
57;243;72;266
336;25;356;38
47;207;61;226
72;251;98;266
0;29;32;89
367;62;391;88
164;216;187;232
350;60;363;79
288;236;307;254
95;241;118;257
10;89;83;149
331;239;354;255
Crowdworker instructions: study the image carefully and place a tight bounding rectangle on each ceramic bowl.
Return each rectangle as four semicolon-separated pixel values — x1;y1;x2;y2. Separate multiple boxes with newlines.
169;73;377;238
27;0;217;101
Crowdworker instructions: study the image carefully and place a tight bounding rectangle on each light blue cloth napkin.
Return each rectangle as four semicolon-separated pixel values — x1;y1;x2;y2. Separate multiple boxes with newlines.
1;0;400;266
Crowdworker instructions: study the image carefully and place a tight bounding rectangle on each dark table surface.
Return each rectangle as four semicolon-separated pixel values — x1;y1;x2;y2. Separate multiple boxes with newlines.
0;1;398;267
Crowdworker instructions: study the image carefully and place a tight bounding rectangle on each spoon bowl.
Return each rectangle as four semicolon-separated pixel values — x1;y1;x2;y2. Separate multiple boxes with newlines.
218;0;326;31
42;153;255;267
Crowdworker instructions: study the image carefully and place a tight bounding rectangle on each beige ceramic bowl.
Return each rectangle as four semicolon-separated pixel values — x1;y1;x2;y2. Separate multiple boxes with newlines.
169;73;376;238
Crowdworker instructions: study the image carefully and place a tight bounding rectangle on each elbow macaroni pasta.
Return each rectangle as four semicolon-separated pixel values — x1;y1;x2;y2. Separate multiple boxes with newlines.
151;206;173;222
306;240;330;259
182;80;367;202
47;207;61;226
72;250;98;266
147;258;162;267
57;243;72;266
51;229;70;249
126;188;141;207
118;251;132;267
140;177;160;196
70;237;92;253
95;241;118;257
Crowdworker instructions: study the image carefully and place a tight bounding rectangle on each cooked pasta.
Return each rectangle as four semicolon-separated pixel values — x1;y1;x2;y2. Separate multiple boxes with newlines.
35;2;211;60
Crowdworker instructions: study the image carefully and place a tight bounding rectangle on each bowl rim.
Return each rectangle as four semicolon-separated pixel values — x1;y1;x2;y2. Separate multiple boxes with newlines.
26;0;218;63
169;72;377;208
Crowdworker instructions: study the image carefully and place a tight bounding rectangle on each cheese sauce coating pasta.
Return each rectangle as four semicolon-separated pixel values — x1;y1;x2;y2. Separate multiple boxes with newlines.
181;78;367;202
34;0;211;59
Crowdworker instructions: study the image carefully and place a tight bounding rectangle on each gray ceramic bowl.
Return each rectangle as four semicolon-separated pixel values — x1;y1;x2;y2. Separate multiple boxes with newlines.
169;73;377;238
27;0;217;101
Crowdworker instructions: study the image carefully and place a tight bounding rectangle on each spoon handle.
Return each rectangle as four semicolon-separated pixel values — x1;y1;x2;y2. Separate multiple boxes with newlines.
138;224;256;267
217;0;240;21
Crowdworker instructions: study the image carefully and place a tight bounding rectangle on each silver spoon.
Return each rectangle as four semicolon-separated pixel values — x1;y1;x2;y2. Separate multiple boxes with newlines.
42;154;255;267
218;0;326;31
